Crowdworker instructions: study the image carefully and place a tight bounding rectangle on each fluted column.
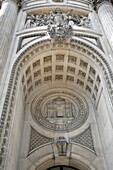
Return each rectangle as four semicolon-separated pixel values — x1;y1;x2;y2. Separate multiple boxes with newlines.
0;0;18;78
97;0;113;49
0;1;18;169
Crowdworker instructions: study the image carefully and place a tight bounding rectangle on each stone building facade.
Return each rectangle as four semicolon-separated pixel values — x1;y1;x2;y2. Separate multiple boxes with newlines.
0;0;113;170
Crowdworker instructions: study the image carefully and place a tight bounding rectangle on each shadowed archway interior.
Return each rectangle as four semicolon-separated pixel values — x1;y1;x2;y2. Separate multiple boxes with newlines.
47;165;78;170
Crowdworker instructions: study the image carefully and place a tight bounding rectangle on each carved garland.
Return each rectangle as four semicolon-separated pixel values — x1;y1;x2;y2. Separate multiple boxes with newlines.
0;37;113;168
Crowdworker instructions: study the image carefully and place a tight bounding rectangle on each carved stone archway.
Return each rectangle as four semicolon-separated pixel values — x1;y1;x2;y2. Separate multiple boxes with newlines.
28;153;97;170
0;36;111;170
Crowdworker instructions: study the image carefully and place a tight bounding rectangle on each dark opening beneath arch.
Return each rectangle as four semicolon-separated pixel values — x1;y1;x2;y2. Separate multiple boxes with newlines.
46;165;79;170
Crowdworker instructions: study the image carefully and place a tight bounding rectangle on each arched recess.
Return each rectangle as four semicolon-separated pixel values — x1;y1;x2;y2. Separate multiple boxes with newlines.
12;35;113;104
28;152;97;170
0;35;112;170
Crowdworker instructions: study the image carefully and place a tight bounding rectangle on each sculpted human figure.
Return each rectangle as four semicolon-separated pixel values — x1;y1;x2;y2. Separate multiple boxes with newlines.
48;11;55;24
25;14;36;28
25;16;31;28
63;9;73;25
24;8;90;30
54;8;64;26
55;8;74;26
83;17;91;28
68;15;75;26
35;14;42;26
43;14;49;25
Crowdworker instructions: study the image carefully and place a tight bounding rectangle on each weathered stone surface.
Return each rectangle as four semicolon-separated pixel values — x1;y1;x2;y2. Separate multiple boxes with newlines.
1;0;113;170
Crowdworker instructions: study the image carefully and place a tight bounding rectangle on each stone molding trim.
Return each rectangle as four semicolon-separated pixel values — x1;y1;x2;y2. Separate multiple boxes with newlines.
28;126;54;156
21;1;91;13
0;37;113;169
70;126;95;153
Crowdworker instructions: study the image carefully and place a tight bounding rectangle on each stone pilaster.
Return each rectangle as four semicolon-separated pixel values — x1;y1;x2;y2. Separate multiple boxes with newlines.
0;0;18;79
0;1;18;169
97;0;113;50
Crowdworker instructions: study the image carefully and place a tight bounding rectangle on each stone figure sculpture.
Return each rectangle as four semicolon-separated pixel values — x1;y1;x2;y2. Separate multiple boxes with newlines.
25;14;36;28
48;8;74;40
25;8;91;29
24;8;91;41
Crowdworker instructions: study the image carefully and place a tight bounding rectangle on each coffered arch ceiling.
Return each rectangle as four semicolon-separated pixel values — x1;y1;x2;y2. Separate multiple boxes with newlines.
1;35;113;115
2;36;113;117
16;36;113;104
1;35;113;150
22;47;102;101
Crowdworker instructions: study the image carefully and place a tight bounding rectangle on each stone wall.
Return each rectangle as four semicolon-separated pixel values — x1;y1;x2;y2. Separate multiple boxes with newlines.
1;0;113;170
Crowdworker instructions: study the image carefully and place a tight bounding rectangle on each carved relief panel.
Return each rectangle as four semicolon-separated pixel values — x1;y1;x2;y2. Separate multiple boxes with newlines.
31;89;88;131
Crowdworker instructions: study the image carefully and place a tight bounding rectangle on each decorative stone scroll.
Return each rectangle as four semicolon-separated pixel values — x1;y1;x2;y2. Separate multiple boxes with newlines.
31;89;88;131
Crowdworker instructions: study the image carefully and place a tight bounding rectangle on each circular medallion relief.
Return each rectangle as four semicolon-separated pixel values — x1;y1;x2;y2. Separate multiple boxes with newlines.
31;90;88;132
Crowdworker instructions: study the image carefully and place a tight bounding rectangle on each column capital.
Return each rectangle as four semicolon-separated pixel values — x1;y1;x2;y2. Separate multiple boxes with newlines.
93;0;109;10
0;0;21;8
